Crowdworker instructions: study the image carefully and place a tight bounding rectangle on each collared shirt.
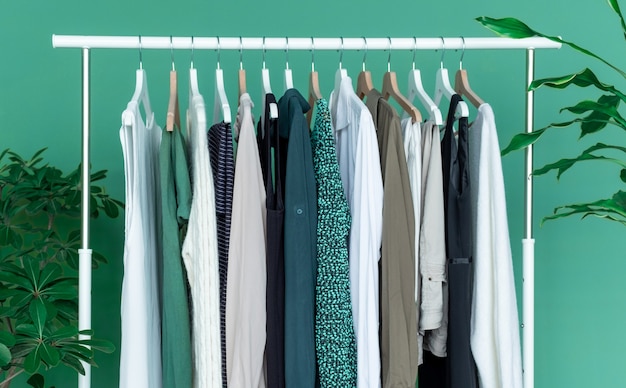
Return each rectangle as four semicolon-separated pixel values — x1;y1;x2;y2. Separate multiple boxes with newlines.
366;88;418;388
331;76;383;388
469;104;522;388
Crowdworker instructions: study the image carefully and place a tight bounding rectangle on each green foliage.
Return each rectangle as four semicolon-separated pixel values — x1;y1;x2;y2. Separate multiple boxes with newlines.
0;148;121;386
477;0;626;225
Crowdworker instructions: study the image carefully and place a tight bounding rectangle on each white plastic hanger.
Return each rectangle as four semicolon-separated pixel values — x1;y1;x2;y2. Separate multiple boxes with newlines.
407;37;442;125
124;35;153;127
188;36;207;141
189;36;200;98
284;37;294;91
433;37;469;119
213;36;232;124
261;37;278;120
307;37;322;126
356;36;374;100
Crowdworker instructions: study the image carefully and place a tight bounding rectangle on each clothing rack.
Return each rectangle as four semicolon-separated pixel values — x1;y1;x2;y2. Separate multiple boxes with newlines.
51;35;561;388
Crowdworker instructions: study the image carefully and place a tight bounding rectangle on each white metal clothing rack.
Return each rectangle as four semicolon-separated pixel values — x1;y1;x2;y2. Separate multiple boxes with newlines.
51;35;560;388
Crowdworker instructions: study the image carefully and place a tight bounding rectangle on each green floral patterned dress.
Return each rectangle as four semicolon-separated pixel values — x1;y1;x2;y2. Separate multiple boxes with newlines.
311;98;357;387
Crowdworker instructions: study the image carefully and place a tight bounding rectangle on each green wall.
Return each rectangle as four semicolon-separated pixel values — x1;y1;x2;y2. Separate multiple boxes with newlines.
2;0;624;387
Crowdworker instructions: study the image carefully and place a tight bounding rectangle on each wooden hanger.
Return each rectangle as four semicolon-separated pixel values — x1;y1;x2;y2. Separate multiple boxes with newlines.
307;38;322;126
238;37;247;101
454;38;484;108
166;37;180;131
356;37;373;100
381;38;422;123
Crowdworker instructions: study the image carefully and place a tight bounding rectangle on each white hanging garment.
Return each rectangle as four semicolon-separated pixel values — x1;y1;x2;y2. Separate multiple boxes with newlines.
330;75;383;388
469;103;523;388
226;93;267;388
119;69;162;388
182;78;223;388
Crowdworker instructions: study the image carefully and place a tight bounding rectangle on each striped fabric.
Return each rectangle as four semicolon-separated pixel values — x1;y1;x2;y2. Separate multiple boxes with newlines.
207;121;235;388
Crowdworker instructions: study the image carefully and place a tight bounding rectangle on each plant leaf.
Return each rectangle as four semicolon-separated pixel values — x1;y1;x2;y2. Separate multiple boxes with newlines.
476;16;626;78
15;324;39;338
561;98;626;128
541;190;626;225
608;0;626;41
0;343;11;367
621;169;626;183
60;353;86;375
533;144;626;179
23;344;41;374
79;338;115;354
0;331;16;347
529;68;626;102
26;373;45;388
29;298;47;337
38;264;63;290
48;326;78;341
40;343;60;367
23;257;40;291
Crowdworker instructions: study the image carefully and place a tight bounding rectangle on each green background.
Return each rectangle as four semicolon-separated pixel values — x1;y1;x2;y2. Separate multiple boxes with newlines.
2;0;625;387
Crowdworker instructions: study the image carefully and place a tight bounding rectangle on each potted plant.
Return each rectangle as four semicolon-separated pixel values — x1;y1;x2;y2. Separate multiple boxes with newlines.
477;0;626;225
0;148;122;387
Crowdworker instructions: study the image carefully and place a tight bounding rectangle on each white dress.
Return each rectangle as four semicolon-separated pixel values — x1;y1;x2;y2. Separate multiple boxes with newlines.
119;94;162;388
181;90;223;388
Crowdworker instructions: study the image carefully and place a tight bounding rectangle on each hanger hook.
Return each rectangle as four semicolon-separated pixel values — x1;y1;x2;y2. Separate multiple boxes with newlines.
285;36;289;70
190;36;195;69
387;36;392;72
439;36;445;69
170;35;175;71
361;36;368;72
262;36;267;70
460;36;466;70
339;36;344;70
216;36;221;70
138;35;143;70
412;36;417;70
311;36;315;72
239;36;243;70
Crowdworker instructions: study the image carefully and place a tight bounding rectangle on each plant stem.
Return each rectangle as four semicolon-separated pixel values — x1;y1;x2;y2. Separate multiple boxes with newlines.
0;366;24;388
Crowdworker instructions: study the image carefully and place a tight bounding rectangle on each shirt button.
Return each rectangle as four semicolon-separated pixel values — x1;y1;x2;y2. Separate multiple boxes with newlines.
296;208;303;215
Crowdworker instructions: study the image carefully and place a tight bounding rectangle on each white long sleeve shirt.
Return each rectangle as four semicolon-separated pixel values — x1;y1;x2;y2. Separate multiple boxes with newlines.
469;103;523;388
330;76;383;388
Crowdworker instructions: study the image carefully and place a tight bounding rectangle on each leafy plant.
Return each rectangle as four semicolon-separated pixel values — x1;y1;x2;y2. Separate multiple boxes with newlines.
0;148;122;386
477;0;626;225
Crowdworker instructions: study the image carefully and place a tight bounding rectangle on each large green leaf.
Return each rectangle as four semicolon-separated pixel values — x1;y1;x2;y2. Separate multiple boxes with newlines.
530;68;626;102
0;270;35;293
608;0;626;41
0;331;16;347
561;99;626;128
533;143;626;178
79;338;115;354
23;257;40;291
29;298;47;337
580;95;623;136
476;16;626;78
23;344;41;374
38;264;63;290
541;190;626;225
621;168;626;183
48;326;78;341
0;343;12;367
42;284;76;301
40;342;60;367
61;353;86;375
15;324;39;338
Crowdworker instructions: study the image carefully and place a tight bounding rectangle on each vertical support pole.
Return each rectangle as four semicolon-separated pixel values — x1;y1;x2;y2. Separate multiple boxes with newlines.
522;48;535;388
78;47;93;388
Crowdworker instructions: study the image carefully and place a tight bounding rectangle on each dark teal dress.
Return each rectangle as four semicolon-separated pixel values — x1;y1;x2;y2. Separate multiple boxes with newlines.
311;99;357;387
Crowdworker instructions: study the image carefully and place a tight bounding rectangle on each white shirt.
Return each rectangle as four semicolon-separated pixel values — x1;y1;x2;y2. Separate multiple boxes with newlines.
226;93;267;388
330;76;383;388
181;92;223;388
119;98;162;388
469;104;523;388
420;120;448;358
401;117;423;364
